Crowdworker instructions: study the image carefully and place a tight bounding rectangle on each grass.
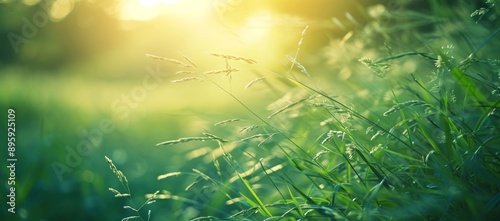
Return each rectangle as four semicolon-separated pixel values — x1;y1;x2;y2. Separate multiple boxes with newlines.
107;1;500;220
105;156;159;221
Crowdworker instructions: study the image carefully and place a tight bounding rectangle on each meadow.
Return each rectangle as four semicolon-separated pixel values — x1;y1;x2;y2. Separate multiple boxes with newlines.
106;1;500;220
1;0;499;220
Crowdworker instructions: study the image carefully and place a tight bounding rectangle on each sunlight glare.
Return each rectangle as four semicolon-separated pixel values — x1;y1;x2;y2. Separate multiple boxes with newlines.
138;0;180;7
236;11;273;45
120;0;210;21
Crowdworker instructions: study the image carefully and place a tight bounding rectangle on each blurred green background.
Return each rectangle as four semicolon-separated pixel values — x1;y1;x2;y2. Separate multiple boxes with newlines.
1;0;498;220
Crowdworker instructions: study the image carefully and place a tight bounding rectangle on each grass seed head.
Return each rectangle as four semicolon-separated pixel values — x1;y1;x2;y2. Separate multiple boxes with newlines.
203;69;239;75
286;55;310;77
170;77;203;83
146;54;187;66
177;51;198;67
214;118;240;126
245;77;265;89
239;125;259;132
383;100;427;116
209;52;257;64
238;134;266;142
105;156;127;183
175;71;197;75
157;172;182;180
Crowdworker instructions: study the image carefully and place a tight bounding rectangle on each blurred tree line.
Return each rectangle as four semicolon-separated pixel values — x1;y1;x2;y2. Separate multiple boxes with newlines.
1;0;497;70
0;0;122;69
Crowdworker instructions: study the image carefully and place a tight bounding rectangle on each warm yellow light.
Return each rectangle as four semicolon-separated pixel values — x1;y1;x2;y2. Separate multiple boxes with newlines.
138;0;180;7
120;0;196;21
236;11;273;45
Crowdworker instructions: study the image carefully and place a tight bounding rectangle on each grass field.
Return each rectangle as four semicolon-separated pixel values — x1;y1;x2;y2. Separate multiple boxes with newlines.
105;1;500;220
1;0;499;220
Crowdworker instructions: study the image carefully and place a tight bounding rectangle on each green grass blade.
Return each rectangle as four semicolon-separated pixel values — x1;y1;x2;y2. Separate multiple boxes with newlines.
363;178;385;211
436;49;488;105
238;174;273;217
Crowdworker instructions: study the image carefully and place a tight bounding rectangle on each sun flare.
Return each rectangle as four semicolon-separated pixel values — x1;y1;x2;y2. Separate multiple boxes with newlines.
138;0;180;7
120;0;210;21
120;0;181;21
